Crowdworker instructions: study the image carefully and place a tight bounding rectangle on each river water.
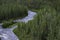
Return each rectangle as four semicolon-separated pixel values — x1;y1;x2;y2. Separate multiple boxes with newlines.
0;10;36;40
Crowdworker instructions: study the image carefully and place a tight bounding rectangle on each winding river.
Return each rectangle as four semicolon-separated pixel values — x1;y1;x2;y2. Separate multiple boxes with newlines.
0;10;37;40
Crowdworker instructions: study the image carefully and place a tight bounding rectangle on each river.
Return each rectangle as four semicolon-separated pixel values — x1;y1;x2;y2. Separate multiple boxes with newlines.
0;10;37;40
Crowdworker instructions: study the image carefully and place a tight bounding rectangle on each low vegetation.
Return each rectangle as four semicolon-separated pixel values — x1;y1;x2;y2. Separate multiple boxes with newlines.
0;0;60;40
2;21;16;28
14;6;60;40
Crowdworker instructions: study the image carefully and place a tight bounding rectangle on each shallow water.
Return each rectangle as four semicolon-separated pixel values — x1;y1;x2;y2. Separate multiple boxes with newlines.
0;10;36;40
0;29;19;40
13;10;36;23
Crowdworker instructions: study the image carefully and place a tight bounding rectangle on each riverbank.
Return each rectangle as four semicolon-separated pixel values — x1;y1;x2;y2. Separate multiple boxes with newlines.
0;10;37;40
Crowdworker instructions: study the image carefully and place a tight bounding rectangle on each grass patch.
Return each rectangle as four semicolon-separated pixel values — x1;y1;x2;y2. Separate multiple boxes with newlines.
2;20;16;28
14;6;60;40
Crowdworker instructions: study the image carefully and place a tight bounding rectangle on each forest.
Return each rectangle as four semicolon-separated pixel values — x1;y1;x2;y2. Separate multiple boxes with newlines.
0;0;60;40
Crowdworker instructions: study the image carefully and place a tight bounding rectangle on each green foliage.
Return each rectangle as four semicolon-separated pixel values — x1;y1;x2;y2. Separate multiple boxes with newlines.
2;21;16;28
19;0;60;13
0;4;28;22
14;6;60;40
0;0;60;40
0;0;28;22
